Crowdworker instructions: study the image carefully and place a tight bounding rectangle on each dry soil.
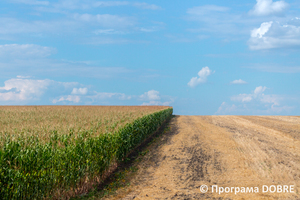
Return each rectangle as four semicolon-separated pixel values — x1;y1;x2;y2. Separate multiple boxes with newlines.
105;116;300;200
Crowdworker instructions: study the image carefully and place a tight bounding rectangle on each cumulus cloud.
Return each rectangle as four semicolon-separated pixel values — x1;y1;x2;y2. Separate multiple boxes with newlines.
0;78;51;102
52;91;132;105
251;21;273;38
0;44;55;58
139;90;160;101
217;102;238;114
0;77;173;106
249;0;289;16
52;95;80;103
231;79;247;84
231;94;253;102
53;89;174;106
91;92;131;100
0;77;78;104
188;66;212;87
217;86;292;115
231;86;268;103
141;100;172;106
248;19;300;50
71;88;88;95
138;90;174;106
16;75;31;79
254;86;267;95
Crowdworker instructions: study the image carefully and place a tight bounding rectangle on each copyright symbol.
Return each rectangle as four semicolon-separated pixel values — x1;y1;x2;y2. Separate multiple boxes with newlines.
200;185;208;193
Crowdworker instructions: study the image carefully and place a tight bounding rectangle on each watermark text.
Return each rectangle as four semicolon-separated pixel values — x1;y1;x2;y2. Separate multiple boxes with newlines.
200;185;295;195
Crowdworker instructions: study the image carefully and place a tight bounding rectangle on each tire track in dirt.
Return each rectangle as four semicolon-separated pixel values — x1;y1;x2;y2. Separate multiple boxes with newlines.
104;116;300;200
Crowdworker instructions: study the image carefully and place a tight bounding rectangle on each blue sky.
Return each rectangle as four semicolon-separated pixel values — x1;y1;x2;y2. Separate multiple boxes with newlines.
0;0;300;115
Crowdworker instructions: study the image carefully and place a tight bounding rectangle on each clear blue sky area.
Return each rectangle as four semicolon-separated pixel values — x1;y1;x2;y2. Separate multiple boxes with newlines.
0;0;299;115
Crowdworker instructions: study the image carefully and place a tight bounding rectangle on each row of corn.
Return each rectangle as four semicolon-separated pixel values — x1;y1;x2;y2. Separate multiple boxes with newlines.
0;108;173;199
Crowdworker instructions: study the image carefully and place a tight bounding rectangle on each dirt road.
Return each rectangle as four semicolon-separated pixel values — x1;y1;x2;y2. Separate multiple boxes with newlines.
105;116;300;199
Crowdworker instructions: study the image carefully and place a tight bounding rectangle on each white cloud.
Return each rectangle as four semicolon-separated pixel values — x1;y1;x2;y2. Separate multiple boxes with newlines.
52;91;132;105
139;90;160;101
249;0;289;16
53;89;174;106
139;90;174;106
188;66;212;87
0;77;78;103
231;94;253;102
0;77;173;106
16;75;31;79
231;86;267;103
260;94;280;105
0;78;51;102
185;2;294;41
52;95;80;103
0;44;55;58
217;86;292;114
231;79;247;84
254;86;267;94
141;100;172;106
91;92;131;100
248;19;300;50
86;90;172;106
251;21;273;38
217;102;238;114
71;87;88;95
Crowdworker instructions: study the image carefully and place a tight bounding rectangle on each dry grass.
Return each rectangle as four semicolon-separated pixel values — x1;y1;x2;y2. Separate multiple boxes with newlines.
0;106;169;144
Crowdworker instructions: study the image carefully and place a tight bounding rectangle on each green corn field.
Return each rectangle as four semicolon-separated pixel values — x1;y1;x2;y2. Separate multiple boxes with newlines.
0;106;173;199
